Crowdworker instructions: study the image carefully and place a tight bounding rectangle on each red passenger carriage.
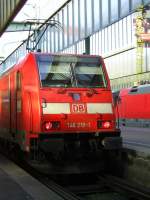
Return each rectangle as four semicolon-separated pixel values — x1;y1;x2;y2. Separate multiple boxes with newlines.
114;84;150;128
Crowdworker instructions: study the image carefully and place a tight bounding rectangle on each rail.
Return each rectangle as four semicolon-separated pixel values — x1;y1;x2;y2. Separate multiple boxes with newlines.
101;175;150;200
67;175;150;200
19;159;82;200
37;178;82;200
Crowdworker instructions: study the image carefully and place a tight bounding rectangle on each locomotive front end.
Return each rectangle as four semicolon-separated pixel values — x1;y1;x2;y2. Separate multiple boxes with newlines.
0;52;121;175
34;53;122;163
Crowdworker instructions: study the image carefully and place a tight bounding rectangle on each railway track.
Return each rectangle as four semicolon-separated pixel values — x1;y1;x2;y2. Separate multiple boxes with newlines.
34;177;82;200
105;175;150;200
17;159;83;200
66;175;150;200
1;148;150;200
9;155;150;200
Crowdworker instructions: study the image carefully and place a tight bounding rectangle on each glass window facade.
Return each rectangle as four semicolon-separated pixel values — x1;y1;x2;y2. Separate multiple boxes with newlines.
102;0;109;26
131;0;142;10
93;0;100;31
51;29;54;52
47;26;51;52
79;0;85;39
25;0;150;53
127;15;132;46
108;26;112;51
63;7;68;48
68;2;73;45
110;0;119;22
55;15;59;52
73;0;79;42
90;13;136;56
122;18;127;47
144;0;150;4
86;0;93;35
111;24;116;50
120;0;130;17
58;11;63;50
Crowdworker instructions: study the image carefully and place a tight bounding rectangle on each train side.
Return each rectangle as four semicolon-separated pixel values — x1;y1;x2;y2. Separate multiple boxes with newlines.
0;52;121;163
0;54;41;153
115;84;150;128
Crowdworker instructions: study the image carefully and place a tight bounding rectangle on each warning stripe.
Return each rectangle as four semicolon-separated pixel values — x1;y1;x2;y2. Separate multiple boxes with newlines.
42;103;112;114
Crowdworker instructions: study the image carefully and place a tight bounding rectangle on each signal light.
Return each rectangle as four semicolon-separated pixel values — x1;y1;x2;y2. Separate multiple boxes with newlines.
102;121;111;129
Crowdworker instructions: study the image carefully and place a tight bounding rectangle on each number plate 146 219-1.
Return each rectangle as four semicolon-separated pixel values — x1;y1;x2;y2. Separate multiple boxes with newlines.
66;122;90;128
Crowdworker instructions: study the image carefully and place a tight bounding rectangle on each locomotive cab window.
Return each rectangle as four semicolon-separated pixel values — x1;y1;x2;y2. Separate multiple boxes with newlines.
129;86;138;93
74;64;106;88
36;54;107;88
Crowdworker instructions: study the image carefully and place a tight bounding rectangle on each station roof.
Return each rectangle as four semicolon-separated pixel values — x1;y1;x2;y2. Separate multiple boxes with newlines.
0;0;27;36
0;0;68;59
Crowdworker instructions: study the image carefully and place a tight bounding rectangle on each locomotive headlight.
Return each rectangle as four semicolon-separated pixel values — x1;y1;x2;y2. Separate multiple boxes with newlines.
44;121;60;131
102;121;111;129
44;122;53;130
97;120;111;129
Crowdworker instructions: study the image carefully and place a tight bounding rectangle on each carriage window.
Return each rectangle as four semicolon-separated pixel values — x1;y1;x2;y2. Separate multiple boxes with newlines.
37;55;107;88
16;71;21;90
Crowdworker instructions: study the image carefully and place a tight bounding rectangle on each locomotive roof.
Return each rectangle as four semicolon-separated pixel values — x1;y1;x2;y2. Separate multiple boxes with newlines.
120;84;150;96
32;52;102;58
0;52;103;76
128;84;150;94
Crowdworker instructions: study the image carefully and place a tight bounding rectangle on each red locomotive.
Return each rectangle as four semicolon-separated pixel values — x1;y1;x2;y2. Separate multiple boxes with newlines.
114;84;150;128
0;52;121;172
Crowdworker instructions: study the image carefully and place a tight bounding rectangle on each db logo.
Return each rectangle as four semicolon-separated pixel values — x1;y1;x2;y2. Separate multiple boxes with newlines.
71;103;87;113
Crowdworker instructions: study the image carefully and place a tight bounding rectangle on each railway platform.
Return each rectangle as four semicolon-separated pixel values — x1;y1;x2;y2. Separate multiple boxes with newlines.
121;126;150;155
0;154;74;200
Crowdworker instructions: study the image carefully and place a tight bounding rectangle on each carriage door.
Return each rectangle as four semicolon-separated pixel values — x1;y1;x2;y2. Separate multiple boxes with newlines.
16;71;22;133
9;74;14;136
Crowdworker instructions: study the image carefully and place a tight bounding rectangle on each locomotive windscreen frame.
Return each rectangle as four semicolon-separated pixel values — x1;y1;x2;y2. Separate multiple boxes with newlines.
36;54;107;88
